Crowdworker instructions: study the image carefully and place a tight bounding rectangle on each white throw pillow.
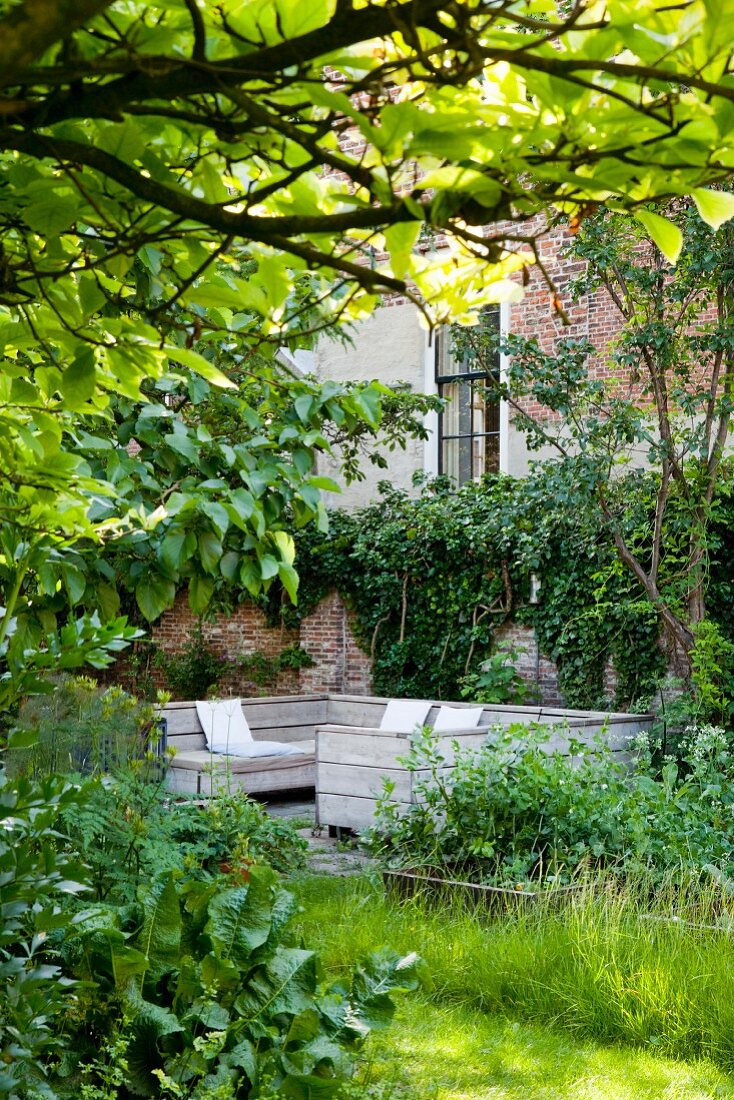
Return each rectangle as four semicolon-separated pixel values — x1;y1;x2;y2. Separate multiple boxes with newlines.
196;699;253;754
225;741;305;758
433;705;484;731
379;699;432;733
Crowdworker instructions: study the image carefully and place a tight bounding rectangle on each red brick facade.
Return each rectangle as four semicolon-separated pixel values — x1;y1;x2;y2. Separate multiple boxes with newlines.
148;589;372;700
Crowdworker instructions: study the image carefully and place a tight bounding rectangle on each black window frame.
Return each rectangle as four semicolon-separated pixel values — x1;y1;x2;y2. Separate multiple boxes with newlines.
435;307;502;485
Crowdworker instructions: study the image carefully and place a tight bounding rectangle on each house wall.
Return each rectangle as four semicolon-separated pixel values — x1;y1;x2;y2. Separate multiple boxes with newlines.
310;225;629;488
314;300;430;509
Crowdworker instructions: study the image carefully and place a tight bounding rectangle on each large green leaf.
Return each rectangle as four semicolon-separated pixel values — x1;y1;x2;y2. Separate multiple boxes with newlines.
634;210;683;264
234;946;318;1019
137;874;182;979
136;574;177;621
206;868;277;967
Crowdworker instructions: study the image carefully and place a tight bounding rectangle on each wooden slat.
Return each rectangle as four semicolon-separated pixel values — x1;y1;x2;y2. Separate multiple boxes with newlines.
167;733;207;751
316;791;389;831
317;730;406;768
318;761;413;801
242;699;328;729
197;763;314;797
165;768;201;796
326;699;388;726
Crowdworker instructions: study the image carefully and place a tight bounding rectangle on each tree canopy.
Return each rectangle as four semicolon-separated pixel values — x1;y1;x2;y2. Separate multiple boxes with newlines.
4;0;734;687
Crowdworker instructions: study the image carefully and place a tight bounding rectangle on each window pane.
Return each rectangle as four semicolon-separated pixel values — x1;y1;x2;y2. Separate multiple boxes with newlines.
436;320;502;485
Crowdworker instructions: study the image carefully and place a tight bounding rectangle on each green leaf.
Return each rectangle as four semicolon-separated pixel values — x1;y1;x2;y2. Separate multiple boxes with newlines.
259;553;280;581
61;349;96;410
136;574;176;621
97;581;121;620
164;345;236;389
206;867;277;966
6;728;39;749
634;210;683;263
692;188;734;230
137;874;182;977
198;530;223;574
189;574;215;612
278;562;299;603
234;946;317;1018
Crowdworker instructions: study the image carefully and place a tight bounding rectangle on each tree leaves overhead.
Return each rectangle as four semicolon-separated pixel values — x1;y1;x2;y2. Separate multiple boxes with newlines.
2;0;734;652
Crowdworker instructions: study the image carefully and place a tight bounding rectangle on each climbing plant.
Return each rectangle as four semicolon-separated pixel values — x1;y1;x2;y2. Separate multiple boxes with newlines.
270;469;674;709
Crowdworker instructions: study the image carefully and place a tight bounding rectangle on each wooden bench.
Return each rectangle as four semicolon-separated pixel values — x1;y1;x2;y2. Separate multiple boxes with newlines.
315;699;654;831
161;695;653;817
162;695;327;796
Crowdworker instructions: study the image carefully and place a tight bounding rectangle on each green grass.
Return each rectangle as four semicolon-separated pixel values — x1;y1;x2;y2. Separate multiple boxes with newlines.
354;998;734;1099
290;872;734;1097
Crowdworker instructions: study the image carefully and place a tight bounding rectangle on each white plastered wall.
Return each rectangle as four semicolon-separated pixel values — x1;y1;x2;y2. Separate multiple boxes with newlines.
313;301;431;509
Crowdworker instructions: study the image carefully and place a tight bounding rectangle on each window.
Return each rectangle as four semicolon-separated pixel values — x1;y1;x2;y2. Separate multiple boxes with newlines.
434;306;501;485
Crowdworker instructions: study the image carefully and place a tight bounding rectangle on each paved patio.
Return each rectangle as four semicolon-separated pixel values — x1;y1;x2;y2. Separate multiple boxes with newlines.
262;794;377;876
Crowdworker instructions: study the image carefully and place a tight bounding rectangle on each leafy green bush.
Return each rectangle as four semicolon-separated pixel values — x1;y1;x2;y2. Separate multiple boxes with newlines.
7;678;163;780
372;723;734;886
0;763;91;1097
55;869;422;1099
61;775;308;903
459;646;539;706
154;626;226;700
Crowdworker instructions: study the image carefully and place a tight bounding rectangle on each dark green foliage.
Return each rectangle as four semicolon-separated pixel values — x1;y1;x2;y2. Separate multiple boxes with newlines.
459;647;539;706
61;774;308;904
0;765;90;1098
55;869;422;1099
153;626;226;701
372;722;734;886
277;472;667;709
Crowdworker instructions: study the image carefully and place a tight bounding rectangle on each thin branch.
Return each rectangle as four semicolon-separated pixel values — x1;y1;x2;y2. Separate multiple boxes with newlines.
184;0;206;63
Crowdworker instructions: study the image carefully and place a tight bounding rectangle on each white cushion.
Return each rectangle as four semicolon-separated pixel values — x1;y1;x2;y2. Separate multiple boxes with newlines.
196;699;252;754
225;740;306;758
433;705;484;731
379;699;432;733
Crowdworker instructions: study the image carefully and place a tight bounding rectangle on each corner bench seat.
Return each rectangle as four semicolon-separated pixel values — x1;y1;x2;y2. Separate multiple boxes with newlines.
161;694;654;809
162;695;325;797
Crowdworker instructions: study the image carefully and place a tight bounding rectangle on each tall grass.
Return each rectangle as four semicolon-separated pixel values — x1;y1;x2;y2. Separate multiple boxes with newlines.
292;870;734;1071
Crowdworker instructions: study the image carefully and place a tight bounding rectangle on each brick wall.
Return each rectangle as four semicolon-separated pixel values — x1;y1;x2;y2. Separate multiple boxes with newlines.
140;589;372;700
140;589;581;706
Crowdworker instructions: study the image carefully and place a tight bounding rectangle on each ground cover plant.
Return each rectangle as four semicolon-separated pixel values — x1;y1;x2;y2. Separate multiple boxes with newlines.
291;873;734;1091
371;721;734;888
0;674;423;1098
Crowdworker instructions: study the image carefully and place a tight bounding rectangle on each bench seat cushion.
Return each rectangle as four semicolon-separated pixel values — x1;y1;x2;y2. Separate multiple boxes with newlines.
170;740;315;774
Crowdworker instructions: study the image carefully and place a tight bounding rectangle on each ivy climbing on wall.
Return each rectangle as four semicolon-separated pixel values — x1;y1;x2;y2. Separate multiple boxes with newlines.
265;466;697;709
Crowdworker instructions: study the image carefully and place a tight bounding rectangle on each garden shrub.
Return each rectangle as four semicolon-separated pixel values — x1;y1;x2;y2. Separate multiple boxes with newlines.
372;723;734;886
61;775;308;904
7;678;163;780
54;870;423;1099
0;763;91;1098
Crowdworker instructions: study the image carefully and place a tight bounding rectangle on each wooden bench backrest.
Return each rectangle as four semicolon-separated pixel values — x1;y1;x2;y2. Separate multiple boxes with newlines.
162;695;328;751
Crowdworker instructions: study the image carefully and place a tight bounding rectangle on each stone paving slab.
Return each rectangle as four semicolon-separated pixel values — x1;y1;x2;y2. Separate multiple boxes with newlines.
262;795;377;875
295;827;377;876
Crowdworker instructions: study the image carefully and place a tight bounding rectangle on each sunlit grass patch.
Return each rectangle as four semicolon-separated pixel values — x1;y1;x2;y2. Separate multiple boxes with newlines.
291;871;734;1092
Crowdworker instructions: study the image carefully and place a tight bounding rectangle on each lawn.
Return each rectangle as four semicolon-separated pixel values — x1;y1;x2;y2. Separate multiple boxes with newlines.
291;872;734;1099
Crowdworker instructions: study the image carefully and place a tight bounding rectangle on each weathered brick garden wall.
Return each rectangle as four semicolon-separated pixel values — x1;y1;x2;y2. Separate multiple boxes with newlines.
493;620;617;709
146;589;372;700
141;589;578;706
